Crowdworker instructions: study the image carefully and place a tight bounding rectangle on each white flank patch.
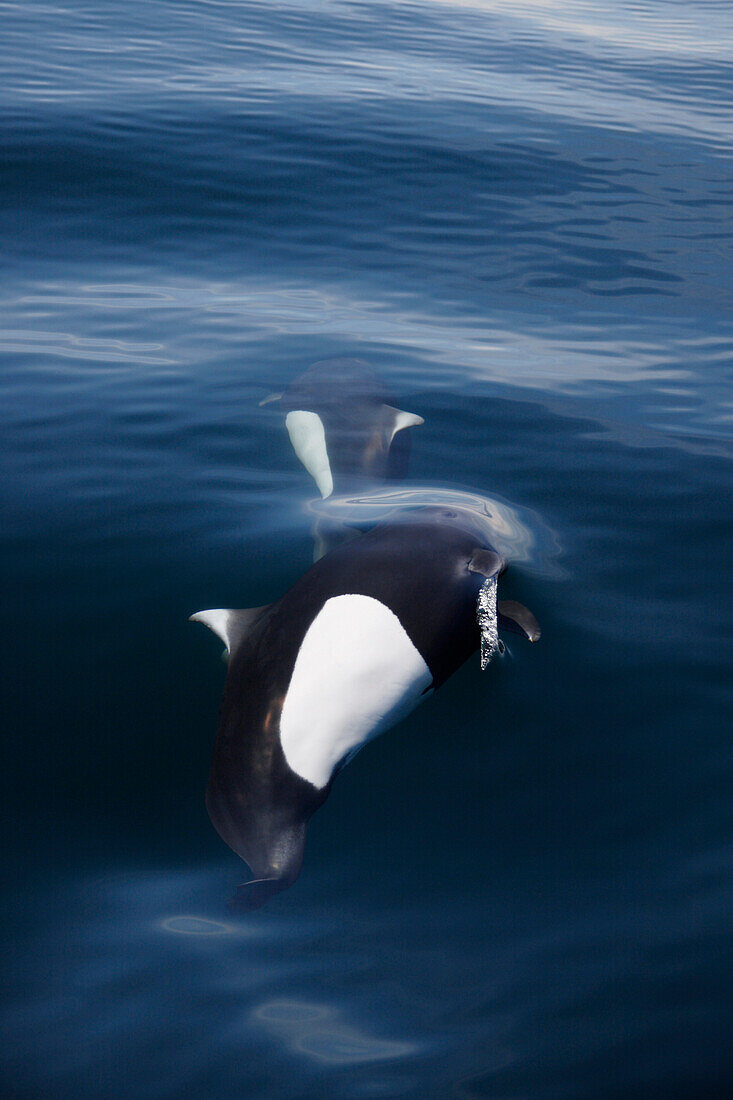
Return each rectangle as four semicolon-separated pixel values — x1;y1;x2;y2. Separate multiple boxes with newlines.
279;594;433;788
285;410;334;498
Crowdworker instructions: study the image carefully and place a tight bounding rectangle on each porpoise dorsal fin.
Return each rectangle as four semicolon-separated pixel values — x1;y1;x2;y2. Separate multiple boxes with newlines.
258;392;283;407
468;548;505;578
381;404;424;443
189;606;270;655
497;600;541;642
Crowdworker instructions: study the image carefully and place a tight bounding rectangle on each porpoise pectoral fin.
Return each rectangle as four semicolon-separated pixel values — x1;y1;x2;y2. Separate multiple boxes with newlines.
381;404;424;443
189;605;270;655
497;600;541;642
227;877;288;912
468;548;505;578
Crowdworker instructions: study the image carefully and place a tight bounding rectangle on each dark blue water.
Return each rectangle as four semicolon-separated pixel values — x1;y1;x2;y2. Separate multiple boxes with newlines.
2;1;732;1096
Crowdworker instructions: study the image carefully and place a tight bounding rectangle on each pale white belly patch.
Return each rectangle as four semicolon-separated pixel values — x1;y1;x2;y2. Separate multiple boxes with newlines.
279;594;433;788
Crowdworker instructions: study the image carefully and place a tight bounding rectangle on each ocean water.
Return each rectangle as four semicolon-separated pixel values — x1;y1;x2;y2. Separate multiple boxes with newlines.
2;1;732;1096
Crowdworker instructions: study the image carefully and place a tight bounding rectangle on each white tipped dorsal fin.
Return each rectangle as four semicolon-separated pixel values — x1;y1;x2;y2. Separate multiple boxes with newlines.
189;606;269;655
381;404;424;443
259;392;283;407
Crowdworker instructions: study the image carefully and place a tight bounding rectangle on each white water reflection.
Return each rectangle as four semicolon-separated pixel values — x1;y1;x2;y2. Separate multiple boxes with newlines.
309;484;561;573
4;0;732;144
425;0;733;58
0;327;174;366
9;277;725;400
2;863;424;1096
253;999;418;1066
158;915;240;936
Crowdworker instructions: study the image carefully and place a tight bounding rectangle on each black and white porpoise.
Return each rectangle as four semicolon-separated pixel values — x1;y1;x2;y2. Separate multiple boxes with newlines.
191;507;540;911
260;358;424;498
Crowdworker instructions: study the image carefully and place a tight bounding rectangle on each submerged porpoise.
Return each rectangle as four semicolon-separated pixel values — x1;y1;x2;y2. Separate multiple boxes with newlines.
191;506;539;910
261;357;424;498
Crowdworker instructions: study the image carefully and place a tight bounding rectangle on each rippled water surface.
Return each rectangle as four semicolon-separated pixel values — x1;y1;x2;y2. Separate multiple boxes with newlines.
2;1;732;1097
